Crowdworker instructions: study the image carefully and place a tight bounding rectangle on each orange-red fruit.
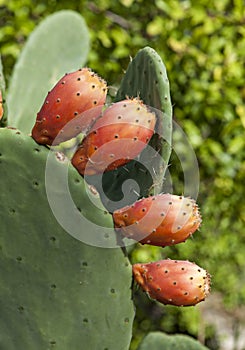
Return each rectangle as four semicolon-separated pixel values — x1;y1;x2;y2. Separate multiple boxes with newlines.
133;259;211;306
113;193;201;247
32;68;107;145
71;98;156;176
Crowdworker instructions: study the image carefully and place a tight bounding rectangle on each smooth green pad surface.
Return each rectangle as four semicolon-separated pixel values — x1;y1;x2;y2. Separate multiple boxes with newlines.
0;55;7;127
137;332;209;350
0;128;134;349
7;10;89;134
92;47;172;211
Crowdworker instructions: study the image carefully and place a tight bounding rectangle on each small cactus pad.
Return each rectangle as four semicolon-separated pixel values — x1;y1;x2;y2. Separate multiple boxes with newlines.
137;331;209;350
0;128;134;349
93;47;172;212
115;46;172;187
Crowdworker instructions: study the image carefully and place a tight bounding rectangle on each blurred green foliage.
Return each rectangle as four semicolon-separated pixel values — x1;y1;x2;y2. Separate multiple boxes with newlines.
1;0;245;349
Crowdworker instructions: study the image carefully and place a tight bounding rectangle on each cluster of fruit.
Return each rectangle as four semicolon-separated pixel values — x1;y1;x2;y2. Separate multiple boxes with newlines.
32;67;210;307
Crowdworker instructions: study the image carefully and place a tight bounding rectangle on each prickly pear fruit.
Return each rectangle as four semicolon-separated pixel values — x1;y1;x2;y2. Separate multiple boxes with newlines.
71;98;156;176
32;68;107;145
133;259;211;306
113;193;201;246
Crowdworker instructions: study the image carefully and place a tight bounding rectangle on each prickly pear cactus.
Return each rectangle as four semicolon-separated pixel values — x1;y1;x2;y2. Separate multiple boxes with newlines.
137;332;209;350
7;10;90;135
0;7;209;349
0;128;134;349
88;47;173;212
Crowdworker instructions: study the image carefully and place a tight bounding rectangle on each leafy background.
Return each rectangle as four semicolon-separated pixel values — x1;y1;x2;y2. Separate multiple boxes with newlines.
1;0;245;349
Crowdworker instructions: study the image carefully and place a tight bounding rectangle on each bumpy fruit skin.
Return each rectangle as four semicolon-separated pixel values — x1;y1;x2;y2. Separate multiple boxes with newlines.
32;68;107;145
113;193;201;247
133;259;211;306
71;98;156;176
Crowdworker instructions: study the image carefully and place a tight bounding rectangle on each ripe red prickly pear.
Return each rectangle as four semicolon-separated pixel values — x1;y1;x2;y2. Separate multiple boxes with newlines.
32;68;107;145
71;98;156;176
113;193;201;247
133;259;211;306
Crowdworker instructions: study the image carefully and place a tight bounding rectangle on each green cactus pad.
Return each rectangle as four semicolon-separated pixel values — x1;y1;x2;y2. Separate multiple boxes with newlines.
116;46;172;121
137;332;209;350
7;10;90;135
89;47;172;212
0;128;134;349
0;55;7;127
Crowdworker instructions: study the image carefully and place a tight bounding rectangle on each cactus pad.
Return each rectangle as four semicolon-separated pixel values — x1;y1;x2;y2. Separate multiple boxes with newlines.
137;332;209;350
0;128;134;349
